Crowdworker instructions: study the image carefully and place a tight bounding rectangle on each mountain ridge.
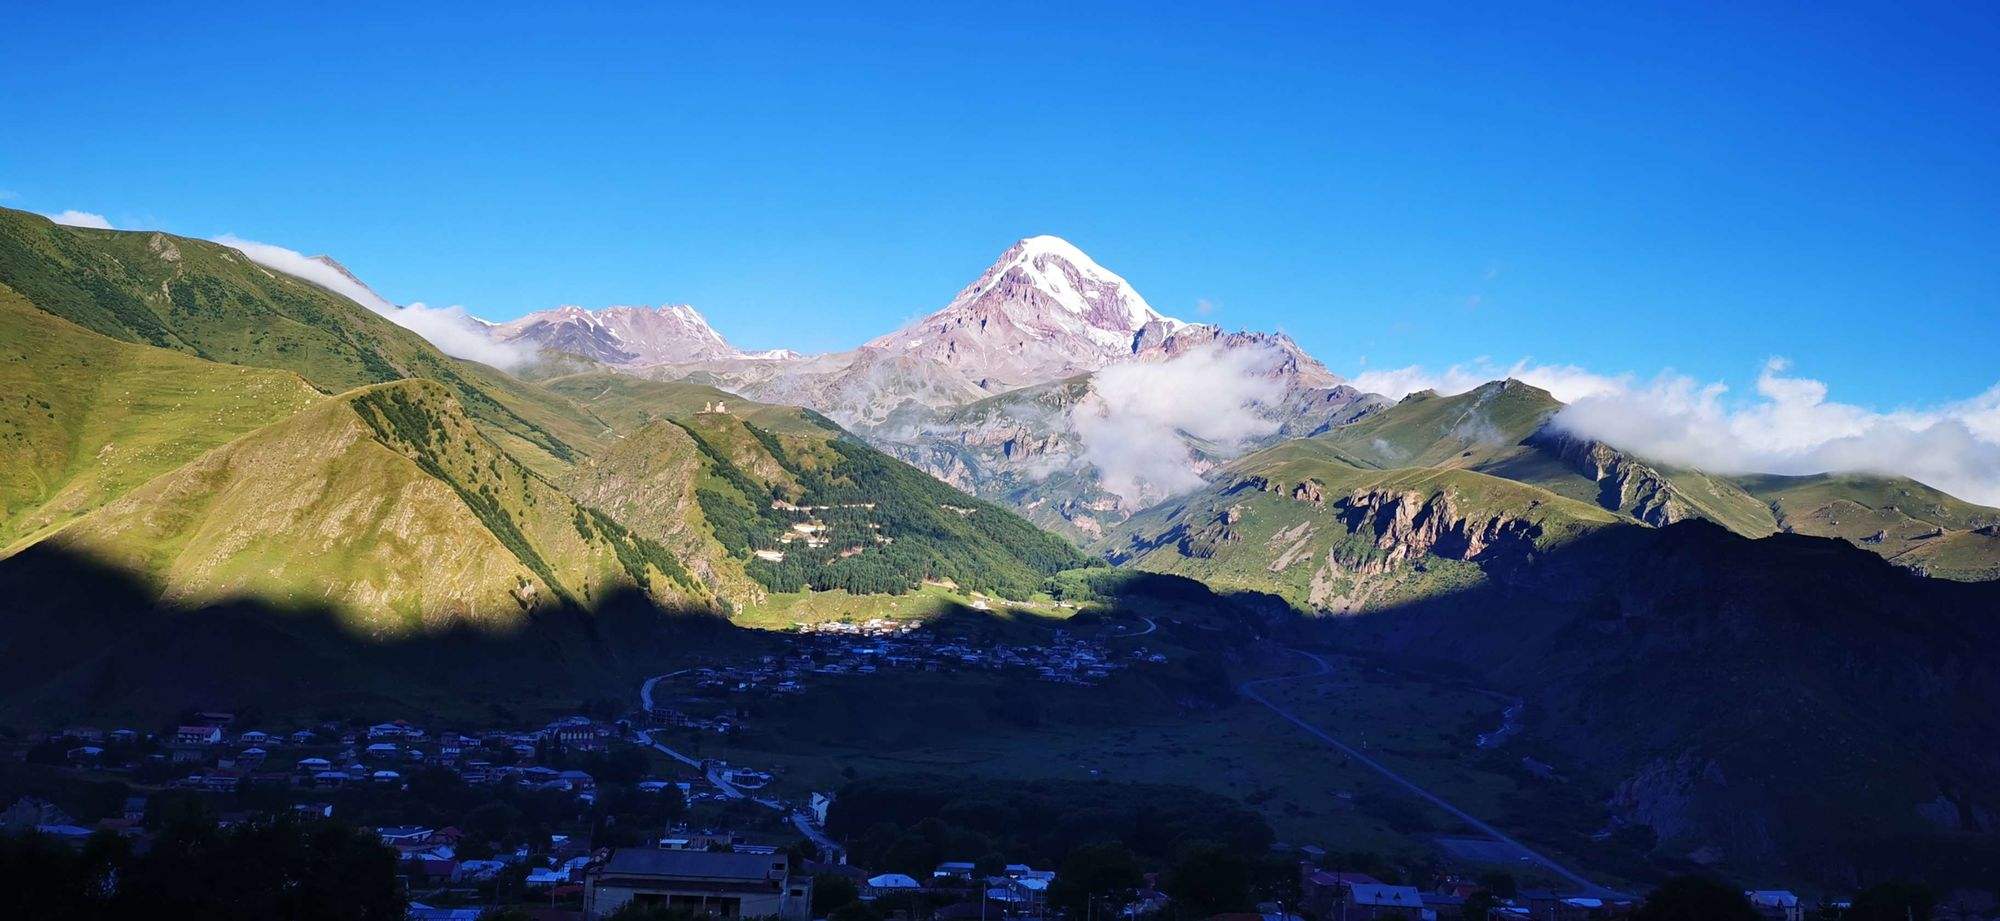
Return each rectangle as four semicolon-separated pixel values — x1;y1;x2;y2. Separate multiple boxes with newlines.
0;207;1087;624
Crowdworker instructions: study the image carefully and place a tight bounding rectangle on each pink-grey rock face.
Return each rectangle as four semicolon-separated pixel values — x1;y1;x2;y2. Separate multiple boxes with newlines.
650;235;1201;429
862;234;1183;387
470;235;1376;537
493;304;789;367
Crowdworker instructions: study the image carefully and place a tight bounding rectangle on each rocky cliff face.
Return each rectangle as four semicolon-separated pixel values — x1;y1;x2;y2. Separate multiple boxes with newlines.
1534;430;1691;526
1333;487;1545;572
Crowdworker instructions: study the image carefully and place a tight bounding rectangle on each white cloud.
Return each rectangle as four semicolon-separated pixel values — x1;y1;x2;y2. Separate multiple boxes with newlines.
1351;357;2000;505
48;210;114;229
1072;343;1289;503
213;234;536;370
1550;359;2000;506
1352;359;1629;403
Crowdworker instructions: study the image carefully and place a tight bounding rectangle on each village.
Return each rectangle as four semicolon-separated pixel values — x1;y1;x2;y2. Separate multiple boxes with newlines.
649;618;1159;708
6;691;1881;921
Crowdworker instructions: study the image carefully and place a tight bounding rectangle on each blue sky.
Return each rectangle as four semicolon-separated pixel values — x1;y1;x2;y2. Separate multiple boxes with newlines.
2;1;1995;410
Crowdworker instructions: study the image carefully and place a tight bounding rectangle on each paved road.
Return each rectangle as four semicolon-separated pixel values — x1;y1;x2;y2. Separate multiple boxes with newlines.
639;669;689;712
792;811;845;862
636;672;782;811
636;728;701;769
1241;648;1620;899
1113;616;1158;637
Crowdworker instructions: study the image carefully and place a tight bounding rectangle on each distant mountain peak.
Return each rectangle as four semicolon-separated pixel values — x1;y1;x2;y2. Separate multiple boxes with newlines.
946;234;1179;335
493;302;748;366
853;236;1183;394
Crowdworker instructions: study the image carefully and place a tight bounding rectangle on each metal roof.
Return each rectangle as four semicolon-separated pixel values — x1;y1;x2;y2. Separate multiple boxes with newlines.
600;849;786;881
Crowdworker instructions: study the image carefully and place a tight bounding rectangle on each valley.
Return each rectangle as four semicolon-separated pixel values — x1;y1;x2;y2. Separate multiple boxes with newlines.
1;205;1997;910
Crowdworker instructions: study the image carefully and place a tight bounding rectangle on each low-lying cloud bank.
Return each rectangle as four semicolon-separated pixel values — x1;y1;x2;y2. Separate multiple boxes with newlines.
1354;359;1629;403
213;235;536;370
1072;344;1288;503
46;210;114;229
1355;359;2000;506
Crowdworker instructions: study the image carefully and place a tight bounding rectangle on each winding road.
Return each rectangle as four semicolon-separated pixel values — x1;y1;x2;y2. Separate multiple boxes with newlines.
1241;648;1619;899
1111;616;1158;638
639;669;688;713
639;670;844;860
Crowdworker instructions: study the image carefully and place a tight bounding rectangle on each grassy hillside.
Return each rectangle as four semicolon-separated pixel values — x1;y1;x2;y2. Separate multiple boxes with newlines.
541;369;837;437
563;418;768;606
1307;379;1563;469
0;285;321;552
0;206;607;473
1734;473;2000;576
1889;528;2000;582
0;539;745;730
544;372;1091;600
1106;442;1622;612
1269;379;2000;580
49;379;714;633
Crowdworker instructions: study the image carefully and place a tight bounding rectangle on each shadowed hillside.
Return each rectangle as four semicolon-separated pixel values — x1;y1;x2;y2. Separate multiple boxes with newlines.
0;542;740;730
1303;520;2000;888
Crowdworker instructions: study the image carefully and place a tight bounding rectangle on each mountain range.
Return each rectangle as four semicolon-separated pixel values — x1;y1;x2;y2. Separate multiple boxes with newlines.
3;203;1998;884
470;229;2000;573
0;206;1083;629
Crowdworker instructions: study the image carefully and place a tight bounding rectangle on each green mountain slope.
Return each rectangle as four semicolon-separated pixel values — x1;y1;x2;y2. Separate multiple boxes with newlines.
1304;378;1565;469
0;284;322;551
564;417;768;606
1731;473;2000;579
1107;439;1623;611
1112;394;2000;879
545;372;1091;600
0;206;607;473
1280;379;2000;580
541;369;837;437
47;379;715;632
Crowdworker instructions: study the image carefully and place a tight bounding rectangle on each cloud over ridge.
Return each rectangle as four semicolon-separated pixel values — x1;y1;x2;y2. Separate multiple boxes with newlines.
213;234;535;370
1072;343;1289;503
1354;358;2000;506
46;210;113;229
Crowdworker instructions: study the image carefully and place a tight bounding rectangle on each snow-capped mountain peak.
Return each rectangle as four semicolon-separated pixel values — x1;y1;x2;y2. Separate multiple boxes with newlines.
981;235;1176;330
494;302;753;366
862;235;1183;382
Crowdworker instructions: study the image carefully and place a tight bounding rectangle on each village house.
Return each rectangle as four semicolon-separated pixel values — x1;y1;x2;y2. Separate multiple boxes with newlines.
583;849;812;921
376;825;435;847
1343;883;1424;919
1746;890;1803;921
175;725;224;746
549;719;612;750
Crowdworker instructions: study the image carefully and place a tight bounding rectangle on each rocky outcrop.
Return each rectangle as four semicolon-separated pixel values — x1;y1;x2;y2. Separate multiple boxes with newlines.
1533;430;1688;526
1290;479;1325;506
1333;488;1543;573
1177;506;1245;558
